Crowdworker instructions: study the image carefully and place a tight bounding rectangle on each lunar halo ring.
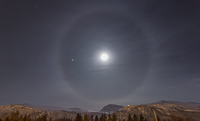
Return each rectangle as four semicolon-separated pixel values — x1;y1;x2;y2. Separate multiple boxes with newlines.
57;8;151;101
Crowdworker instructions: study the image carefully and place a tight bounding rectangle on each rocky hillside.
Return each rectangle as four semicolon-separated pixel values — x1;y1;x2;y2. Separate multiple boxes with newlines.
100;104;124;113
0;104;101;120
0;104;77;120
114;101;200;121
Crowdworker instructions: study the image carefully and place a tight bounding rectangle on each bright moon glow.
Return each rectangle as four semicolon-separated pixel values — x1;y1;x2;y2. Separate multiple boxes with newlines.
101;54;108;61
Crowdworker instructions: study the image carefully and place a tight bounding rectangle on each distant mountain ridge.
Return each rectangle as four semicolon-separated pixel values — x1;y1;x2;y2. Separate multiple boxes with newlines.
150;100;200;106
20;103;70;111
20;103;90;113
100;104;124;113
68;108;88;113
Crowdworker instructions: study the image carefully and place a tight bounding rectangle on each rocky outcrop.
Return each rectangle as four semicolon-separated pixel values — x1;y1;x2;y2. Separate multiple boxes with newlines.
114;101;200;121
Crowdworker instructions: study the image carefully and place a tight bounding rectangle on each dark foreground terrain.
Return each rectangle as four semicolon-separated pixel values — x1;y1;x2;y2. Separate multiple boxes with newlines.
0;101;200;121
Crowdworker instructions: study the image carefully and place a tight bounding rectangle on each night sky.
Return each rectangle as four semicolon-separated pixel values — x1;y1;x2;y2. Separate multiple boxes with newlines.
1;1;200;110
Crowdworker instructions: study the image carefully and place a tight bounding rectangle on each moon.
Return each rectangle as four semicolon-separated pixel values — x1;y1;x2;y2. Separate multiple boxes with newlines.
101;53;108;61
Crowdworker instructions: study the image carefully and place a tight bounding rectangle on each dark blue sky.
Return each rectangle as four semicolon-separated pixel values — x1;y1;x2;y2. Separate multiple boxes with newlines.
0;0;200;110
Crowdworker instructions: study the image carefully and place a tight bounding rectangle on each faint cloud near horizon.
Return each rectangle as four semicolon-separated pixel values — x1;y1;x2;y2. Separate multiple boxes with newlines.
170;78;200;91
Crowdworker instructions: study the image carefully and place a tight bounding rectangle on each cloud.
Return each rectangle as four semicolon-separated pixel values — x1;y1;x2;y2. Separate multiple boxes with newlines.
170;78;200;91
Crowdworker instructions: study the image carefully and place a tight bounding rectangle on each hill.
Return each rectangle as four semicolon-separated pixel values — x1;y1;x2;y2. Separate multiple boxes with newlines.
1;101;200;121
0;104;101;120
114;100;200;121
100;104;124;113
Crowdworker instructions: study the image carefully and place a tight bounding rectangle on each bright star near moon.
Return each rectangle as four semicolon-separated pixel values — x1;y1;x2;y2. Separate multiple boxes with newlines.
101;53;108;61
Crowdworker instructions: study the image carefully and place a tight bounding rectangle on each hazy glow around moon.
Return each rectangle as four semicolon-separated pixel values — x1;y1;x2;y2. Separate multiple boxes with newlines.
101;53;108;61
